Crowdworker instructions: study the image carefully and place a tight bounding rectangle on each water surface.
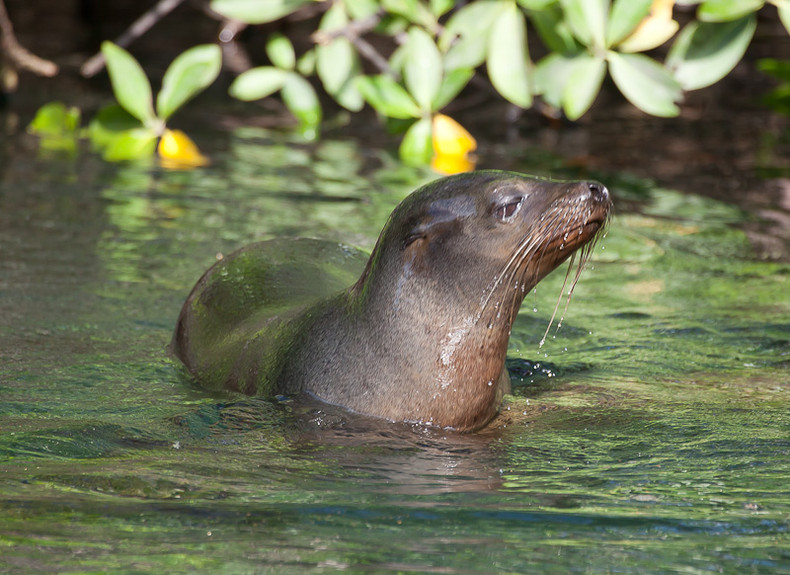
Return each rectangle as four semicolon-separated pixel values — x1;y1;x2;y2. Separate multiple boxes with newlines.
1;129;788;573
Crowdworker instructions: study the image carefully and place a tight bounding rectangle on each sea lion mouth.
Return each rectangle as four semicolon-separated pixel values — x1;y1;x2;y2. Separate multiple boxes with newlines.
544;217;605;255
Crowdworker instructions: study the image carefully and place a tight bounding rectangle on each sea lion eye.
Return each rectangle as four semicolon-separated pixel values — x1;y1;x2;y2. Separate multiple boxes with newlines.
494;197;523;222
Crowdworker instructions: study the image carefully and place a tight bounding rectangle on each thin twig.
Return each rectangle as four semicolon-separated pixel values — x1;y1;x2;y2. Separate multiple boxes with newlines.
80;0;186;78
311;12;392;76
350;35;393;76
218;19;252;75
0;0;58;78
311;14;381;45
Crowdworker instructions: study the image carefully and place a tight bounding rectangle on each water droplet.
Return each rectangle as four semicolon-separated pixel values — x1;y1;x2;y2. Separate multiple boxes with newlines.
487;380;493;387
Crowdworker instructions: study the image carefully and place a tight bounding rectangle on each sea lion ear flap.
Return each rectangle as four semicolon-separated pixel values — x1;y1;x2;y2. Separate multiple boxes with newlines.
401;207;459;251
402;230;426;250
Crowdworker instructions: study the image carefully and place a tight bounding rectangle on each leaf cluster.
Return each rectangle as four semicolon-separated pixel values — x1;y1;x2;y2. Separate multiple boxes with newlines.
211;0;786;162
29;43;222;164
28;0;790;167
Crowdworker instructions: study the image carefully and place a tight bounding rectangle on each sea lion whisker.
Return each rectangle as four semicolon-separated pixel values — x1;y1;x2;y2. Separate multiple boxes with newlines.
497;211;570;328
558;243;592;328
539;251;577;348
540;219;606;346
479;231;543;315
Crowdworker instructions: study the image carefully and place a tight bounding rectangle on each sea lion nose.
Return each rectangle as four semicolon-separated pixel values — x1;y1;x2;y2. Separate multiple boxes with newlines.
587;181;608;203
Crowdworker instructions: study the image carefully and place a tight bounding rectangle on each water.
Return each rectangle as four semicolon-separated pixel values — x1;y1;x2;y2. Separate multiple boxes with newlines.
1;128;788;573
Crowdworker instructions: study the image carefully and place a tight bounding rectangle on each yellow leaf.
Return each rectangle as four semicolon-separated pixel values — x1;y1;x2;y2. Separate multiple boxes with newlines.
432;114;477;157
157;129;210;169
618;0;678;53
431;152;476;175
431;114;477;175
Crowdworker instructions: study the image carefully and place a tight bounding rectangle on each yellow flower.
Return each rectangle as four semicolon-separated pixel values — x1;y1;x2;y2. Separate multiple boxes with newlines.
431;114;477;175
158;129;210;170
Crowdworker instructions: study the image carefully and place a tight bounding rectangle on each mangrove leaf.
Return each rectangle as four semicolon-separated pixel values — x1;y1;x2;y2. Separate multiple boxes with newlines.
101;42;155;126
157;44;222;120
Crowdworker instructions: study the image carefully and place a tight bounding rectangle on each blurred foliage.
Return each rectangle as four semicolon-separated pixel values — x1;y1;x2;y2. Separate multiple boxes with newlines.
29;42;221;168
759;57;790;116
27;0;790;171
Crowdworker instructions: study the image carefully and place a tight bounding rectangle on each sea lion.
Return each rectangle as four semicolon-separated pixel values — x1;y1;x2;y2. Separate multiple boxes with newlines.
172;170;611;431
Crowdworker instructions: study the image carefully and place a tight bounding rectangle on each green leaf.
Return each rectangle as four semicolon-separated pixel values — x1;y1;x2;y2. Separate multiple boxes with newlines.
381;0;437;30
399;117;433;165
346;0;380;20
296;49;316;76
606;0;652;47
209;0;311;24
443;37;487;71
102;128;157;161
517;0;557;9
440;0;503;51
608;51;682;117
529;5;579;53
667;16;756;90
316;5;363;111
87;104;141;149
101;42;156;125
560;0;608;49
281;73;322;139
430;0;454;17
562;53;606;120
27;102;81;153
229;67;288;100
487;3;533;108
698;0;764;22
758;58;790;115
432;67;474;110
534;52;578;109
440;0;504;69
156;44;221;120
356;75;422;119
266;33;296;70
758;57;790;83
403;27;443;112
28;102;81;136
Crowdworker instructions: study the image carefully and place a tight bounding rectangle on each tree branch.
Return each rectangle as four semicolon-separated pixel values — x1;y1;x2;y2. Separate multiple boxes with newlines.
80;0;186;78
0;0;58;80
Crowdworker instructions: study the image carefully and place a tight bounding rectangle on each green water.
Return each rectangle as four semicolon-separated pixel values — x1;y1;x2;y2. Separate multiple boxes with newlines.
1;130;788;574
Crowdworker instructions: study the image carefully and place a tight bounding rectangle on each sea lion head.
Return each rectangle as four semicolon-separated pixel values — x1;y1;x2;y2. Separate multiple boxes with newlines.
346;170;611;430
356;170;611;321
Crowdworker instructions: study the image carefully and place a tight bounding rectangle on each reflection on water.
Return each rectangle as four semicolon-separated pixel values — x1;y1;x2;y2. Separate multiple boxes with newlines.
1;129;788;573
